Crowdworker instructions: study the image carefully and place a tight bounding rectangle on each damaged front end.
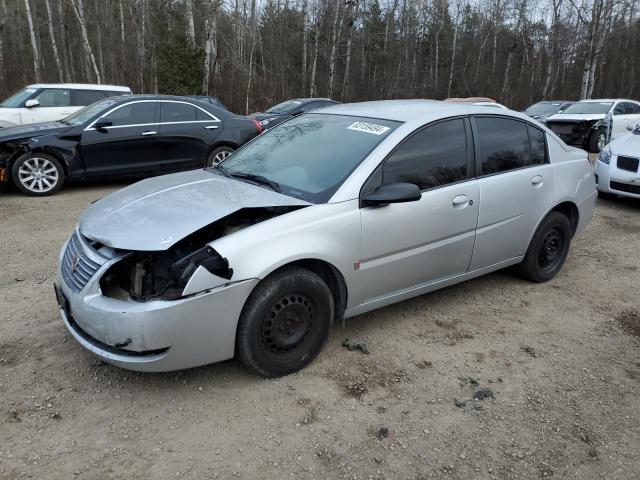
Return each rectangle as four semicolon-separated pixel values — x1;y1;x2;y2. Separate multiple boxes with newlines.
98;207;301;302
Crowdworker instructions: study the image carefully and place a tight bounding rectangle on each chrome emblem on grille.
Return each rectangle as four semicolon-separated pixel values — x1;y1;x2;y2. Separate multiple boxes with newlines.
70;254;79;273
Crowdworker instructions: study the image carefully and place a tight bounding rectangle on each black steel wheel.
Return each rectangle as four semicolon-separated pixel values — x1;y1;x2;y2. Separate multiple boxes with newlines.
518;211;572;283
236;267;334;377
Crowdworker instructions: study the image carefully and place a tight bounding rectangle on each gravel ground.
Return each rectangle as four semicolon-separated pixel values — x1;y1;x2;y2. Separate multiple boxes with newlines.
1;181;639;480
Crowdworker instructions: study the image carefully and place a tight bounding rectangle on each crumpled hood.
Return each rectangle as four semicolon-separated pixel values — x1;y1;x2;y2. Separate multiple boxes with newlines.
0;121;71;141
546;113;605;123
79;169;310;251
610;132;640;157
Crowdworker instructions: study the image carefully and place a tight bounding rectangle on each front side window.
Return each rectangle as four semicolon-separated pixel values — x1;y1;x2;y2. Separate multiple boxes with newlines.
621;102;640;115
0;87;38;108
34;89;71;107
382;119;468;190
217;113;400;203
102;102;157;127
65;99;119;126
475;117;530;175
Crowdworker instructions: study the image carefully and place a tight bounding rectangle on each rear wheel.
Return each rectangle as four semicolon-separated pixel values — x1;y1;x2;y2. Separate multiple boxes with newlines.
11;153;64;196
206;146;235;167
588;129;606;153
236;267;334;377
518;212;572;283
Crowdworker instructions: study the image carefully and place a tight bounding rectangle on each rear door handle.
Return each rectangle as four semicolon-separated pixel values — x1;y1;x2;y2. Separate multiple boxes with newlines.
141;131;157;136
532;175;543;186
452;194;469;207
205;125;219;130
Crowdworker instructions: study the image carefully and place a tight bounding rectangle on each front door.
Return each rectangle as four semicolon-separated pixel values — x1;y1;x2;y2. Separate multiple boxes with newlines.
612;102;640;139
469;116;555;270
23;88;76;124
79;101;162;177
357;118;479;305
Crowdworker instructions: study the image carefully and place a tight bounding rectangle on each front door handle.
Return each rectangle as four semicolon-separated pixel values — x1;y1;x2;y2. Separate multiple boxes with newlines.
452;194;469;207
532;175;543;186
141;131;157;136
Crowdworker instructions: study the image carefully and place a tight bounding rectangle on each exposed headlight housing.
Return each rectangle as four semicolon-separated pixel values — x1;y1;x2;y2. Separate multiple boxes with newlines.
597;147;611;165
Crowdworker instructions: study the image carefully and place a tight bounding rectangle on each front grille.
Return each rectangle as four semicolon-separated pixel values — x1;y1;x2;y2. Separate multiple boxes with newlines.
610;181;640;195
61;232;105;292
617;156;639;173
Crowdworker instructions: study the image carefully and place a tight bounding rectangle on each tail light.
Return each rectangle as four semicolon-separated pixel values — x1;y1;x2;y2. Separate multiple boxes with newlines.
251;119;263;134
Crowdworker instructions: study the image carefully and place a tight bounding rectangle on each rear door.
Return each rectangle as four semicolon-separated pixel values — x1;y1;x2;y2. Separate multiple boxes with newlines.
157;101;223;172
79;100;163;177
358;118;479;303
469;116;554;270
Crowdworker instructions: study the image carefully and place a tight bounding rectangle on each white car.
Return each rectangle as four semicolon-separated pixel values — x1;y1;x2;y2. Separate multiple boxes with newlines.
594;122;640;200
545;99;640;152
0;83;131;128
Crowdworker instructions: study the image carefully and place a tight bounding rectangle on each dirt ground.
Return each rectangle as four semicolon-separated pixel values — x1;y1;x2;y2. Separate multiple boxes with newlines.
1;180;639;480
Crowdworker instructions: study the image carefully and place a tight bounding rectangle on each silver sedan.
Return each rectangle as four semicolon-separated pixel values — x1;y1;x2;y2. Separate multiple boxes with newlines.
55;100;597;376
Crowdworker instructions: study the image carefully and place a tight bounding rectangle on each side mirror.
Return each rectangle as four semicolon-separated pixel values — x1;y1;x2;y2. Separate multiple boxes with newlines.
362;182;422;206
93;120;113;132
25;99;40;108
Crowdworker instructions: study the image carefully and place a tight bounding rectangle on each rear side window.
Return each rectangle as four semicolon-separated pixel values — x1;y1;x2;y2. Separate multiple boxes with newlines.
103;102;156;126
73;90;108;106
383;118;469;190
528;125;547;165
475;117;530;175
161;102;198;123
34;89;71;107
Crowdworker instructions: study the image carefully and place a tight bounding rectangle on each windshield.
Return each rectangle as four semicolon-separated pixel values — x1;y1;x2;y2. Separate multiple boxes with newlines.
63;98;120;126
561;102;613;115
265;100;304;115
526;102;564;115
0;87;37;108
215;113;400;203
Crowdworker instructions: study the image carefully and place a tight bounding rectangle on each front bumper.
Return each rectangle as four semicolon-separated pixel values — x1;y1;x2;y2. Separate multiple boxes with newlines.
594;157;640;199
55;237;258;372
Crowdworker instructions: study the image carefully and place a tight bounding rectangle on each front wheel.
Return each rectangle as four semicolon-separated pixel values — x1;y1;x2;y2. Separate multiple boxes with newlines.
236;267;334;377
206;146;235;167
588;129;606;153
518;212;572;283
11;153;64;196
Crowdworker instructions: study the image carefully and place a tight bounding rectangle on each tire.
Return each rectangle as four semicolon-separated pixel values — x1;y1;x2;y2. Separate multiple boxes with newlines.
597;191;616;200
518;212;572;283
588;129;606;153
11;153;64;196
236;267;334;377
206;146;235;167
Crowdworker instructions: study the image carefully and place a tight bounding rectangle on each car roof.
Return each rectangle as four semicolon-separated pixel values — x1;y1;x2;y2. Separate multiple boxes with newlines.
26;83;131;91
578;98;638;103
317;99;525;124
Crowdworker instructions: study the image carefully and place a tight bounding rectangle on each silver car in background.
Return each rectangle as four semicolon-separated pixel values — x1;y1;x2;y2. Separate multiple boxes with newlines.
55;100;597;377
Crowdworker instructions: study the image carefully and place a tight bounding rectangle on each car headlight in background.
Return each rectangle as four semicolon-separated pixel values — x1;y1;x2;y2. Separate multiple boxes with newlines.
597;147;611;165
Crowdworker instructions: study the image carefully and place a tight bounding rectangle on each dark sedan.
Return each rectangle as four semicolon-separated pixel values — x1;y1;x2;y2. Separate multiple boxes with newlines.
0;95;262;196
250;98;338;129
522;100;574;121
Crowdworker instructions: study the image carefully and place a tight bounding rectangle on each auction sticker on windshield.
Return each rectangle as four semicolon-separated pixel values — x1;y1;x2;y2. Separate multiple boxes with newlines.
347;121;391;135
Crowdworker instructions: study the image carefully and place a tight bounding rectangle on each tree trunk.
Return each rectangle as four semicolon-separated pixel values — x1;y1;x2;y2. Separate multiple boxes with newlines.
301;0;308;94
70;0;102;83
24;0;41;83
138;0;146;92
341;25;354;102
447;22;458;98
309;17;320;97
0;0;6;85
327;0;343;99
44;0;64;81
119;0;126;50
185;0;196;45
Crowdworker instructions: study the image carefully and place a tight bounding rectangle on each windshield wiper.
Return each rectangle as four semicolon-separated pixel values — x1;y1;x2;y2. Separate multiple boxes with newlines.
212;164;231;177
229;172;281;192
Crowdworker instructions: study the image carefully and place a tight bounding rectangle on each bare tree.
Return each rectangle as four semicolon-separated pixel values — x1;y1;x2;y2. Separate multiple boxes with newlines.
23;0;41;82
70;0;102;83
